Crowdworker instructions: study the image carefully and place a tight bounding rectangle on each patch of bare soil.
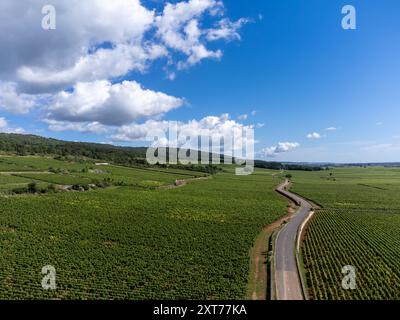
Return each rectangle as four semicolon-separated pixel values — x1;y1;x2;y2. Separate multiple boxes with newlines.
0;225;17;233
103;240;119;247
158;176;211;190
0;171;52;175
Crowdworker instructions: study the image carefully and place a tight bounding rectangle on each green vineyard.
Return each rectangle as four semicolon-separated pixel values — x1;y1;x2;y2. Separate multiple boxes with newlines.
303;209;400;300
292;167;400;300
2;154;400;300
0;156;287;299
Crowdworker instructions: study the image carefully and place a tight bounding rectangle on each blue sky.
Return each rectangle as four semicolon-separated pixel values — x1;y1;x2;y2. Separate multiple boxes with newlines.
1;0;400;162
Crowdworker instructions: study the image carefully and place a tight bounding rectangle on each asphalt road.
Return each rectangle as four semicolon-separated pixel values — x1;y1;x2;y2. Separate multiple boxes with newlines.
274;180;312;300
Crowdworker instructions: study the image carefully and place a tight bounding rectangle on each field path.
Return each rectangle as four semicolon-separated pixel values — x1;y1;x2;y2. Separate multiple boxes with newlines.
274;180;312;300
0;171;51;175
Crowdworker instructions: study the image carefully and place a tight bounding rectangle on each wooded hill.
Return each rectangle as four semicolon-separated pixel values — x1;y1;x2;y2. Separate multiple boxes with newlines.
0;133;323;171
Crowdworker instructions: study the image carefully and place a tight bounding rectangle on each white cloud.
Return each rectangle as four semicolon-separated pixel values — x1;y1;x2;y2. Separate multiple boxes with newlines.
46;80;184;126
261;142;300;158
112;119;170;142
0;82;36;114
0;117;25;134
238;114;248;120
325;127;337;131
111;114;255;154
206;18;250;41
0;0;247;93
18;44;168;94
307;132;321;139
0;118;7;129
0;0;249;135
12;128;26;134
155;0;245;69
256;123;265;128
1;1;154;83
155;0;218;56
44;119;108;134
251;110;257;116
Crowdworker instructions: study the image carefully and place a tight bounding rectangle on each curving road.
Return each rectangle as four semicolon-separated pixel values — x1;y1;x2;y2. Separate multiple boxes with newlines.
274;180;312;300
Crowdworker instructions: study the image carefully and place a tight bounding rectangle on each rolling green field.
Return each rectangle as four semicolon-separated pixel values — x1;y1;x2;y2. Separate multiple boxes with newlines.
0;175;36;192
0;156;287;299
3;155;398;300
291;167;400;300
0;156;201;192
0;156;89;172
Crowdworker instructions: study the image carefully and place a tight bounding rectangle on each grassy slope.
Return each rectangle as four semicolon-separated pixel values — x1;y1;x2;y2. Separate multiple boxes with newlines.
0;157;287;299
290;167;400;300
0;156;202;192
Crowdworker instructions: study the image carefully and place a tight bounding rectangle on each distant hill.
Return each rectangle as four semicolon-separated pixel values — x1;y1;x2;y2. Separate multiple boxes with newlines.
0;133;325;171
0;133;148;164
0;133;232;173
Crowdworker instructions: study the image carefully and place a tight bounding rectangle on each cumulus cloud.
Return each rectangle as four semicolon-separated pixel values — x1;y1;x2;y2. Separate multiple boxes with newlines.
261;142;300;158
46;80;184;126
155;0;247;69
0;82;36;114
307;132;321;139
112;119;170;142
0;117;25;134
111;114;255;155
237;114;248;120
0;0;249;136
18;44;168;94
43;119;108;134
1;1;154;82
0;0;247;93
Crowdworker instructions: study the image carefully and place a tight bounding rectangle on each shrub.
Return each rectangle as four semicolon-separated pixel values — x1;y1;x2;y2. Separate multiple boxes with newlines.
12;187;28;194
27;182;38;193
